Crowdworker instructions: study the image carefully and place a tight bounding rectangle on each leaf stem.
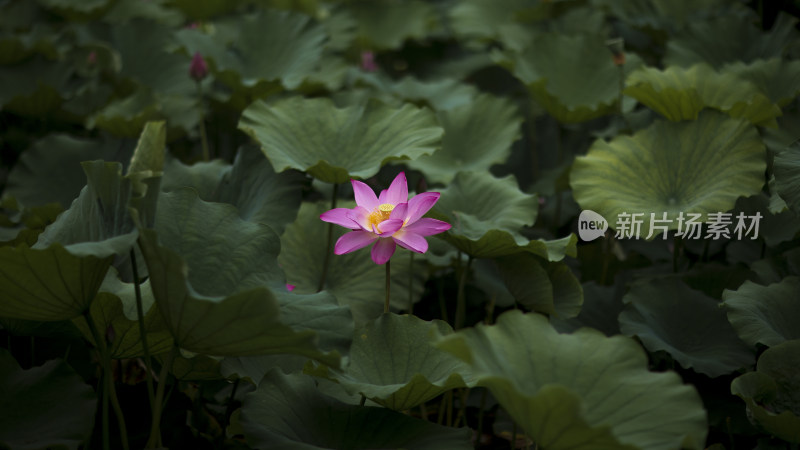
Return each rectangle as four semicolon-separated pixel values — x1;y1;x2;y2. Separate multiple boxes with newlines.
130;248;155;411
384;259;391;313
672;235;682;273
147;345;179;448
196;81;210;161
83;313;129;450
318;183;339;292
454;256;473;330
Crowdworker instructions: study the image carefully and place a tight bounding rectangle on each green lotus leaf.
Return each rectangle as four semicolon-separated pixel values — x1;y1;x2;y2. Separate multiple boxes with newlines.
5;134;123;209
387;76;479;111
0;349;96;450
162;146;305;234
731;340;800;443
432;171;576;260
104;0;184;25
406;93;522;183
275;290;353;357
0;57;71;116
221;291;354;383
0;151;165;321
501;33;637;123
593;0;731;30
279;202;427;325
72;268;172;359
448;0;532;50
239;96;442;184
723;58;800;106
167;0;240;20
722;277;800;348
113;21;194;96
551;281;625;337
140;189;341;363
0;25;60;64
37;0;109;18
0;243;111;321
136;224;338;365
495;253;582;318
306;313;474;411
773;146;800;215
211;9;327;90
88;89;162;138
153;187;285;293
436;310;708;450
162;156;228;199
353;73;480;111
625;63;781;125
346;0;437;50
570;111;766;235
168;351;222;381
34;161;139;258
239;370;472;450
665;13;796;68
619;278;754;377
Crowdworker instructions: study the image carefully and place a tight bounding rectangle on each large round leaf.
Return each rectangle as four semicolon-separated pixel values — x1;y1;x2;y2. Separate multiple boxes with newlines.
162;145;306;235
624;63;781;125
346;0;437;50
239;96;442;184
723;58;800;106
773;146;800;215
0;243;111;321
306;313;474;411
501;33;638;123
664;14;795;69
432;171;576;260
731;340;800;443
137;191;338;365
406;93;523;184
570;111;766;235
435;310;708;450
494;253;583;318
722;277;800;348
278;201;427;325
5;134;125;209
239;370;472;450
619;278;754;377
153;189;285;294
213;9;327;90
0;350;96;450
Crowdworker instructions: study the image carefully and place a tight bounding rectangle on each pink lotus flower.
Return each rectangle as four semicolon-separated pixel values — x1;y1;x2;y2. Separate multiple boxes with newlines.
320;173;451;265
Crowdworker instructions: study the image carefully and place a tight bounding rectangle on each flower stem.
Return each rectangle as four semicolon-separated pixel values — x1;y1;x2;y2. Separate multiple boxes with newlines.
318;183;339;292
196;81;210;161
384;259;391;314
130;248;155;411
454;255;473;330
146;345;179;448
407;253;414;314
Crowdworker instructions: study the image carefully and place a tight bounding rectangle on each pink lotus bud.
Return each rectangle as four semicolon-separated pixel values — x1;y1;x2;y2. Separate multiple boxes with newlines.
360;51;378;72
189;52;208;81
286;284;296;292
87;51;97;64
188;22;200;29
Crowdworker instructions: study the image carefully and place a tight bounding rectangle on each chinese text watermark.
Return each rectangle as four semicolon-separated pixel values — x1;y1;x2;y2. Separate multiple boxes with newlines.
578;210;762;241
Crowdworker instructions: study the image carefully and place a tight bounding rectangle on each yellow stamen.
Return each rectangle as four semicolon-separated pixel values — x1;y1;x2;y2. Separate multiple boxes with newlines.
367;203;395;229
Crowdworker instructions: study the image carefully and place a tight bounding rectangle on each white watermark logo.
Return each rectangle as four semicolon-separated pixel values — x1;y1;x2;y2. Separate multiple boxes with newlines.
578;210;608;241
578;211;763;241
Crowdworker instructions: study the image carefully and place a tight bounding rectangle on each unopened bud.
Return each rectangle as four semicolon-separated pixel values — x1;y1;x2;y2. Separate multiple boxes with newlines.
189;52;208;81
